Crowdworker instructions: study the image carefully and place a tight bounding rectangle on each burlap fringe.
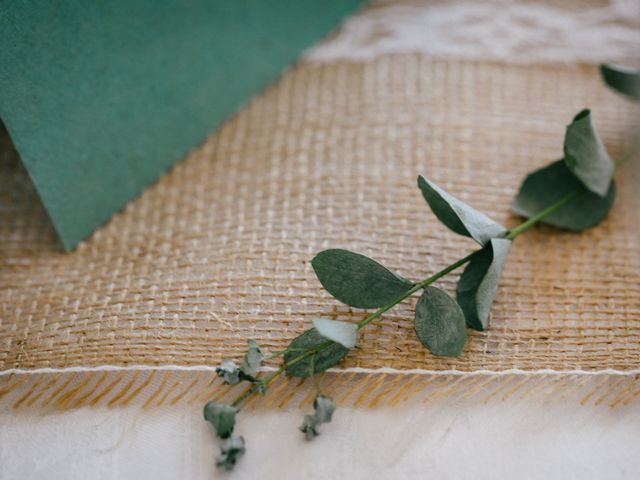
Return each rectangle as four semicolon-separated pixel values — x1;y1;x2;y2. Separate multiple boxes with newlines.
1;369;638;410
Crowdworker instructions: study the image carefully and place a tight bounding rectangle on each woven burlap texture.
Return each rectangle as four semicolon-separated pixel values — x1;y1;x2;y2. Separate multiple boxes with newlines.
2;57;639;383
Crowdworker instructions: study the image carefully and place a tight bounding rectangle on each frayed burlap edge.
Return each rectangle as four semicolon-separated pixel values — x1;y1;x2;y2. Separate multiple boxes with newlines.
2;369;639;410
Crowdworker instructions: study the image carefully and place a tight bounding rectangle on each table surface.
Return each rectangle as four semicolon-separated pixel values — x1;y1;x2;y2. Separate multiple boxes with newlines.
2;2;638;478
2;394;639;479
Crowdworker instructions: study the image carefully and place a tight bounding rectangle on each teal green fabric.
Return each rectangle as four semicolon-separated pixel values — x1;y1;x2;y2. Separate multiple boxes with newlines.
0;0;361;250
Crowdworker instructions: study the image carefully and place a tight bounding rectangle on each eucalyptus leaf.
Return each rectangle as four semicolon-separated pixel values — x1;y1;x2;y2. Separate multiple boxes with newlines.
457;238;511;331
216;435;246;471
300;414;320;441
313;395;336;423
413;286;467;357
285;328;349;377
241;340;263;376
600;64;640;100
299;394;336;441
203;401;237;439
512;159;616;231
216;360;240;385
312;318;358;349
563;109;614;196
417;176;506;245
311;249;414;309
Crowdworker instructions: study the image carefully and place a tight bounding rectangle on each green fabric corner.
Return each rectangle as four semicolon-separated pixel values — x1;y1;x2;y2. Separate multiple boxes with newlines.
0;0;361;250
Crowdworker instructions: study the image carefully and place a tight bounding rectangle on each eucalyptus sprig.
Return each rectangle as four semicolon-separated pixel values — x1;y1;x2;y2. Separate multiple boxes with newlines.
600;64;640;100
204;105;626;470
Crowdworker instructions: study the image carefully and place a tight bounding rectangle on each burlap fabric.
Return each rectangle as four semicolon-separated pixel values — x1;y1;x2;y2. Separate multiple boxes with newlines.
1;54;639;408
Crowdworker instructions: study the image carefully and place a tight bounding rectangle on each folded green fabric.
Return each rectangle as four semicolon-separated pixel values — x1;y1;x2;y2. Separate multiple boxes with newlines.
0;0;360;250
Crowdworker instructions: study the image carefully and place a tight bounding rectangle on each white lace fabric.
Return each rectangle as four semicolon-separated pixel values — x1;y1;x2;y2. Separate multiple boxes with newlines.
306;0;640;65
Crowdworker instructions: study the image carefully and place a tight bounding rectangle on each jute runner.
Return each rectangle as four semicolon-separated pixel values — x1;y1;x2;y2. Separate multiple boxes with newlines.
1;54;638;408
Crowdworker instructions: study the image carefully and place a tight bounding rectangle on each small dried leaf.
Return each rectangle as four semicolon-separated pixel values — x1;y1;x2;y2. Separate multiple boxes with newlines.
300;414;320;441
299;395;336;441
313;395;336;423
216;360;240;385
216;435;246;471
241;340;263;376
203;401;237;439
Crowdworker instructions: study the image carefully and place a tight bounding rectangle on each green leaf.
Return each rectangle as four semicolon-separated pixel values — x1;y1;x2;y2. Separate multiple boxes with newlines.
313;318;358;349
413;286;467;357
203;401;237;439
299;394;336;441
241;340;263;376
563;109;614;197
216;360;240;385
511;160;616;231
457;238;511;331
313;395;336;423
311;249;414;309
300;414;320;441
600;64;640;100
417;176;506;246
216;435;246;471
284;328;349;377
216;346;265;393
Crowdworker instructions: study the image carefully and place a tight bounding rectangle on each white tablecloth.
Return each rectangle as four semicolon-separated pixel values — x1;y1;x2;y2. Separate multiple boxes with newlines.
3;2;638;479
2;396;638;479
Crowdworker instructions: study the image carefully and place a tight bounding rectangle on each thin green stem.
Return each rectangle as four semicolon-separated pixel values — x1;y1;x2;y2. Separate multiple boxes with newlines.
232;367;283;407
357;251;477;329
505;191;579;240
230;253;479;408
309;354;322;395
232;344;329;408
264;349;289;360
